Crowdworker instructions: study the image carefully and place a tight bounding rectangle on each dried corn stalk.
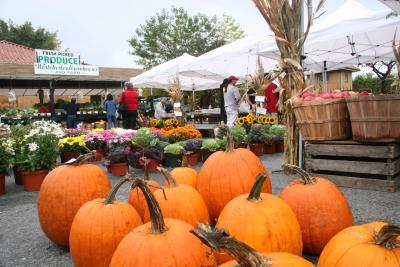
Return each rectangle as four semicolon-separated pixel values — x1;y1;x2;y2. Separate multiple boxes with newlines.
167;76;183;103
250;56;266;95
252;0;325;165
392;32;400;93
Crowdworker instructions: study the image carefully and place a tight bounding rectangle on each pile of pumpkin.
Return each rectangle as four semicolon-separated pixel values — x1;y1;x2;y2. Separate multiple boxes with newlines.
36;132;400;267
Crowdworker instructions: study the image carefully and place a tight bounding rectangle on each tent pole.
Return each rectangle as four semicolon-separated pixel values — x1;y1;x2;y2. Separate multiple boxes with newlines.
150;88;153;96
322;61;327;92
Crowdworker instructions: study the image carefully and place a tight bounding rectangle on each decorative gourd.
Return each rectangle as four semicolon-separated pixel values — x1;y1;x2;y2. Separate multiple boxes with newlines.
38;154;111;246
170;155;198;188
143;167;209;226
191;223;314;267
128;165;160;219
216;173;302;264
110;177;215;266
318;222;400;267
197;128;271;219
280;165;354;254
70;177;143;267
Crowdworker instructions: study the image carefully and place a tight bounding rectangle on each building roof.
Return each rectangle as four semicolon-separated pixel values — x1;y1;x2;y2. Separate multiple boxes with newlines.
0;40;35;65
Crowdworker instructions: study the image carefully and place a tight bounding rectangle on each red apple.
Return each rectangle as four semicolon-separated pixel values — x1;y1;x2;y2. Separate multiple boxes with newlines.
291;97;303;106
321;93;332;99
304;96;315;101
359;91;369;96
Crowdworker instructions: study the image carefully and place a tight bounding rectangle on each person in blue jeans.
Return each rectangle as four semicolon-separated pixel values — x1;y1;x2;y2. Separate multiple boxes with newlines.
104;94;117;128
64;98;79;128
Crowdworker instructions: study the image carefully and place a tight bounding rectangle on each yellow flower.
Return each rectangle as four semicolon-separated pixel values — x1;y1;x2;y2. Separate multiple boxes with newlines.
269;116;277;125
236;117;245;126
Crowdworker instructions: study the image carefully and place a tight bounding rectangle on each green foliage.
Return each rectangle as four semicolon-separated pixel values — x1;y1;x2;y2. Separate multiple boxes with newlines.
201;139;220;152
353;73;395;94
0;19;61;49
230;125;247;146
248;124;272;144
270;125;286;140
164;143;184;155
216;137;227;150
128;6;245;69
131;128;157;148
0;138;14;174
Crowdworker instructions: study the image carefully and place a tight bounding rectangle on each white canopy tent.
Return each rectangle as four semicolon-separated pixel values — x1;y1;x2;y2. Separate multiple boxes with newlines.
258;0;400;73
129;53;220;91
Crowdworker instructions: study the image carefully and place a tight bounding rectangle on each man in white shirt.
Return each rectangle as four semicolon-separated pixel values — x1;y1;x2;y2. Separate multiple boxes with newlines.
223;75;241;127
154;98;167;119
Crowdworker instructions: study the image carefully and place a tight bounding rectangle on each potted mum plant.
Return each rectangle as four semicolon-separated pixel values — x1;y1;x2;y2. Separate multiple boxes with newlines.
248;124;270;156
163;143;184;167
201;139;220;162
58;136;87;163
0;138;14;195
104;147;129;176
270;125;286;153
10;124;30;185
183;139;203;166
230;125;247;149
16;121;61;192
84;131;106;161
262;125;276;154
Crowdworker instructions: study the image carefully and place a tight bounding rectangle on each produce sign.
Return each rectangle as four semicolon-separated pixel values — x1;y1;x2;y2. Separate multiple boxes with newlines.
34;49;99;76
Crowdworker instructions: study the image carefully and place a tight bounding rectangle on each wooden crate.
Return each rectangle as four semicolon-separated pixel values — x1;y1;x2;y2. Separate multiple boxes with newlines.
304;140;400;192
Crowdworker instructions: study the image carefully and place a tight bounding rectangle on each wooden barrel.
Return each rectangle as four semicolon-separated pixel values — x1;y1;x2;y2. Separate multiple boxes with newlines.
346;94;400;141
293;99;350;141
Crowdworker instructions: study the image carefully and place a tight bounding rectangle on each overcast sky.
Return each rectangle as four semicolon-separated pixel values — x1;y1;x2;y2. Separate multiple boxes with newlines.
0;0;387;69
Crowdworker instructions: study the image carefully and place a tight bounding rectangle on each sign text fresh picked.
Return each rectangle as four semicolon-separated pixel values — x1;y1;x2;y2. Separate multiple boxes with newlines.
35;49;80;65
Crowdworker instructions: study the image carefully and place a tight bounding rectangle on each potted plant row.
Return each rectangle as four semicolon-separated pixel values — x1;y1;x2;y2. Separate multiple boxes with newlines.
248;124;272;157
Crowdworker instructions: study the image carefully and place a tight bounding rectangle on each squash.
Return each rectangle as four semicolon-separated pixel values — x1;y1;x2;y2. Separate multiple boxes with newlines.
38;155;111;246
191;223;314;267
170;155;198;188
110;177;215;267
318;222;400;267
216;173;302;264
128;164;160;220
197;128;271;219
280;164;353;254
70;177;142;267
142;167;209;226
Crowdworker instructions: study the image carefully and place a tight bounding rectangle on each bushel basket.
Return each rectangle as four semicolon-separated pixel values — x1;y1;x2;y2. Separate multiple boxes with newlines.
293;98;350;141
346;94;400;141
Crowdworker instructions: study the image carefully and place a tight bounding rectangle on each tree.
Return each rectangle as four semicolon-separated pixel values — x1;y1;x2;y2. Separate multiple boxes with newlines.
366;61;396;93
353;73;397;94
128;7;245;69
0;19;60;50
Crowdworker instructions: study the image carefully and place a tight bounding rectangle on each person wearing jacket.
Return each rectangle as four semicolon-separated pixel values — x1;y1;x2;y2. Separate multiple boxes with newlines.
118;82;139;129
104;94;117;128
223;75;241;127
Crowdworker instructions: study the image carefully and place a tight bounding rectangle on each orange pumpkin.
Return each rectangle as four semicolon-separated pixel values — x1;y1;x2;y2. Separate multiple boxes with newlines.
197;130;271;219
170;155;198;188
38;161;111;246
110;178;215;267
191;224;314;267
318;222;400;267
70;177;143;267
216;173;302;264
127;165;160;220
143;167;209;226
280;164;354;254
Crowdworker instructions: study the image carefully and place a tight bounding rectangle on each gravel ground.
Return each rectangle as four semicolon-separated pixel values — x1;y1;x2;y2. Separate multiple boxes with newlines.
0;153;399;267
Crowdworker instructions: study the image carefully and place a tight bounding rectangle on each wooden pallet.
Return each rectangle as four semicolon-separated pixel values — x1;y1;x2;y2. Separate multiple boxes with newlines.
304;140;400;192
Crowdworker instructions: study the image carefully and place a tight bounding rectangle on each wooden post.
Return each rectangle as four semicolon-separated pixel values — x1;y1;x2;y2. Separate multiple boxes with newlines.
49;81;55;116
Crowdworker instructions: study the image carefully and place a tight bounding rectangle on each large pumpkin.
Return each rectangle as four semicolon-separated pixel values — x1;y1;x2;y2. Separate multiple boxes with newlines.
197;130;271;219
216;173;302;264
38;160;111;246
280;164;354;254
110;178;215;267
170;156;198;188
318;222;400;267
70;177;142;267
128;166;160;219
191;224;313;267
143;167;209;226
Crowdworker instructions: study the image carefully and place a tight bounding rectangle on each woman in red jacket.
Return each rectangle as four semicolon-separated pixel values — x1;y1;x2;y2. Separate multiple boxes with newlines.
118;82;139;129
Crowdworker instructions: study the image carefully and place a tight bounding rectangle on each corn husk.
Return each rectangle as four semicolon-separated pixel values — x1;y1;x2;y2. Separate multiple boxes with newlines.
167;76;183;103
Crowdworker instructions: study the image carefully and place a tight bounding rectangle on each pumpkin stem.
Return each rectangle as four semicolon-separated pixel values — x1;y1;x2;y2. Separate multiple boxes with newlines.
104;177;131;205
282;164;315;184
191;223;271;267
374;225;400;249
143;158;150;181
64;151;96;165
157;167;177;187
225;126;235;153
247;173;267;201
129;173;168;234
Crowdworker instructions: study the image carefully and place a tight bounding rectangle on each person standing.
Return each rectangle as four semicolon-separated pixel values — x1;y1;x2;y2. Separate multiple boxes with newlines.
219;78;230;124
104;94;117;128
264;79;279;115
154;98;167;119
118;82;139;129
223;75;241;127
246;83;257;113
64;97;79;129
